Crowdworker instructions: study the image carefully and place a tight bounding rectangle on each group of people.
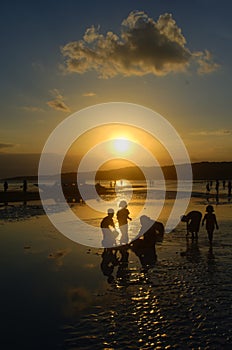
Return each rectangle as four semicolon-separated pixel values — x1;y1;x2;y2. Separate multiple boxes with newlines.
181;205;219;245
100;200;132;247
100;202;219;283
206;179;232;202
2;179;28;192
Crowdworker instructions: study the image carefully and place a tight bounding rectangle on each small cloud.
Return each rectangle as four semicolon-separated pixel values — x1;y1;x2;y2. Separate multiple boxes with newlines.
21;106;45;112
61;11;220;78
31;62;45;71
194;50;220;75
190;129;232;136
0;143;14;150
47;89;71;112
82;92;96;97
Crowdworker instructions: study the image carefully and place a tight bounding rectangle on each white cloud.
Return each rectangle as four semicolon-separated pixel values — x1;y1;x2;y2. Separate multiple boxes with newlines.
21;106;45;112
82;92;96;97
61;11;219;78
190;129;232;136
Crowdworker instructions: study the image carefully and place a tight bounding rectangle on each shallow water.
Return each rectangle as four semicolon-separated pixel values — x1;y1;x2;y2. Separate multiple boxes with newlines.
0;185;232;349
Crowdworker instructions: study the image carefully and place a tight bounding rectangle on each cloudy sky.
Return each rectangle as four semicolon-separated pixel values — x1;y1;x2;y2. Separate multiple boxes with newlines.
1;0;232;177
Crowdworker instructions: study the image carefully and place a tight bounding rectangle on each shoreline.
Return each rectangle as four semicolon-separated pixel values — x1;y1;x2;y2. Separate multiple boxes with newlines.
0;188;231;203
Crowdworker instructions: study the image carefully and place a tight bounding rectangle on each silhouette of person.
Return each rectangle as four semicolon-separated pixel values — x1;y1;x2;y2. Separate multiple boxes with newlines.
116;200;132;244
130;215;164;270
228;180;232;200
23;179;28;192
223;180;226;189
100;208;119;248
202;205;219;245
206;182;210;201
215;179;219;203
181;210;202;239
3;181;8;192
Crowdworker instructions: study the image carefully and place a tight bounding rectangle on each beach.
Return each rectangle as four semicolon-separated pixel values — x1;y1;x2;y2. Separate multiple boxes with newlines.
0;182;232;349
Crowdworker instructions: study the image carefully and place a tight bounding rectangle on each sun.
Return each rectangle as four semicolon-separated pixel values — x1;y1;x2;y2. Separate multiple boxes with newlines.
113;138;130;153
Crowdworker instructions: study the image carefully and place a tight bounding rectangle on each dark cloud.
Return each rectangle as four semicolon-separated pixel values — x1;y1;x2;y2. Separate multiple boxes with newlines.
61;11;219;78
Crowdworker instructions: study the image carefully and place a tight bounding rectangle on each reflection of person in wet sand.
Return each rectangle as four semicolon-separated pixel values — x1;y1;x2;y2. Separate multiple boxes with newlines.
116;200;132;244
100;248;119;284
202;205;219;245
180;239;201;263
100;208;119;248
181;210;202;239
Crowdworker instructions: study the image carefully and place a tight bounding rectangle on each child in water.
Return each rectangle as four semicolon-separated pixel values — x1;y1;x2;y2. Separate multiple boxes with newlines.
202;205;219;244
117;200;132;244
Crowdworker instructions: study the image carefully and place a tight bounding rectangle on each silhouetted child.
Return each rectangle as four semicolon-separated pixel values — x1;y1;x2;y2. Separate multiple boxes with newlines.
100;208;118;248
228;180;232;199
202;205;219;244
116;200;132;244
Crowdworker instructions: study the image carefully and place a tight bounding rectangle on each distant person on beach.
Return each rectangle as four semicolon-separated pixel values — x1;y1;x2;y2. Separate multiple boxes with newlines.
23;179;27;192
215;179;219;203
3;181;8;192
181;210;202;239
202;205;219;244
100;208;118;248
228;180;232;200
116;200;132;244
206;182;211;201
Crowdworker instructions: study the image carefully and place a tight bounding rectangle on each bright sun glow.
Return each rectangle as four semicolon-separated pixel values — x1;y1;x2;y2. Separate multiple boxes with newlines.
113;138;130;153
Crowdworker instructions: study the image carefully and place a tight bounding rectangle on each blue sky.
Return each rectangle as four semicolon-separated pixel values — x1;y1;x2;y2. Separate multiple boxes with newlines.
1;0;232;176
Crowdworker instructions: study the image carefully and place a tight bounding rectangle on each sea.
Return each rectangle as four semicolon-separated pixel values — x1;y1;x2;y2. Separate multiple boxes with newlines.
0;180;232;349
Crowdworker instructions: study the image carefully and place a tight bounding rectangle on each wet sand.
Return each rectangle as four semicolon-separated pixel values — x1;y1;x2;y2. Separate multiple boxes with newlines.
0;192;232;349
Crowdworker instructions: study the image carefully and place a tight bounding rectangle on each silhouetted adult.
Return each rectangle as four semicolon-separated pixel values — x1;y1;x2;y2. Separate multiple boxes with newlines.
215;179;219;203
116;200;132;245
100;208;118;248
202;205;219;245
23;179;27;192
181;210;202;239
228;180;232;199
3;181;8;192
206;182;210;201
131;215;164;269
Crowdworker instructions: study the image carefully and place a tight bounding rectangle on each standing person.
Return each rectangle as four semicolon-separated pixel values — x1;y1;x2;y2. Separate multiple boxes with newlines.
117;200;132;245
228;180;232;200
3;181;8;192
100;208;118;248
202;205;219;245
215;179;219;203
23;179;28;192
206;182;211;201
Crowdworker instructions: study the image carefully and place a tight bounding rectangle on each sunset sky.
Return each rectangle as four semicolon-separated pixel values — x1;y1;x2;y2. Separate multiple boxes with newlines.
1;0;232;177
